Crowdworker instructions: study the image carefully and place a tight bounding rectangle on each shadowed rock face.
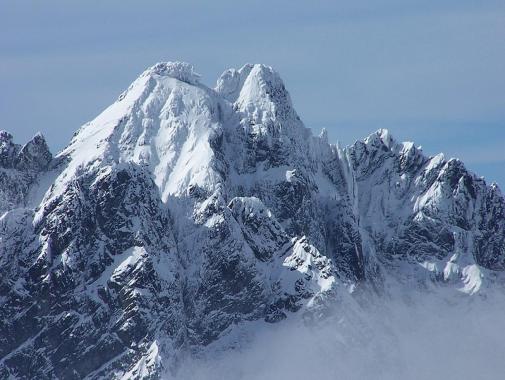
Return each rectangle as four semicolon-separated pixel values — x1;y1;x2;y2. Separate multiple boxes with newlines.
0;62;504;379
0;131;52;213
0;131;52;172
15;133;52;172
0;131;18;168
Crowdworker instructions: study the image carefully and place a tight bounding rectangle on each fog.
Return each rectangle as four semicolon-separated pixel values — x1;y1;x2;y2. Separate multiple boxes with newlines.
170;290;505;380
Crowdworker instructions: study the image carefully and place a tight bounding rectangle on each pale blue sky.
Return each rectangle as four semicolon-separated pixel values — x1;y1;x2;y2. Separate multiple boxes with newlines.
1;0;504;186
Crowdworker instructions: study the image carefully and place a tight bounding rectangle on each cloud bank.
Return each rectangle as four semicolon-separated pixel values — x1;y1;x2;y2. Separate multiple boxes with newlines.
170;290;505;380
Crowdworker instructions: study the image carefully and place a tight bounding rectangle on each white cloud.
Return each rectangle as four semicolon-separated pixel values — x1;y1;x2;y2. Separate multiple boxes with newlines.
170;291;505;380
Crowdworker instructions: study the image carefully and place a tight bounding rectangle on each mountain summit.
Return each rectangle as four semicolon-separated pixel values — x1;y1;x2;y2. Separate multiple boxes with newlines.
1;62;504;379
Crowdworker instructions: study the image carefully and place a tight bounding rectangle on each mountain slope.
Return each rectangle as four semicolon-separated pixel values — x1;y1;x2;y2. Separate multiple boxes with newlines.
0;62;504;379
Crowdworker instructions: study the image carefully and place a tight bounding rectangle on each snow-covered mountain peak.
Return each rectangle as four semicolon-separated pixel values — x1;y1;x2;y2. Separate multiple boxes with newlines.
216;63;286;102
234;64;302;128
0;130;13;143
0;131;51;172
0;131;52;213
216;63;318;178
44;61;226;204
215;63;254;102
15;132;52;172
141;61;201;84
319;128;329;143
490;182;503;195
0;130;16;168
365;128;393;147
217;63;303;128
362;129;412;153
46;61;324;205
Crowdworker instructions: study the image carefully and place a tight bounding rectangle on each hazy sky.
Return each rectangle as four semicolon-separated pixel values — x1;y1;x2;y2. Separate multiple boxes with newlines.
1;0;504;186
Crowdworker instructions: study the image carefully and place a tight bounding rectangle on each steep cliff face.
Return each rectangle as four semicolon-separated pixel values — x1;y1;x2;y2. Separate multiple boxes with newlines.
0;62;503;379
